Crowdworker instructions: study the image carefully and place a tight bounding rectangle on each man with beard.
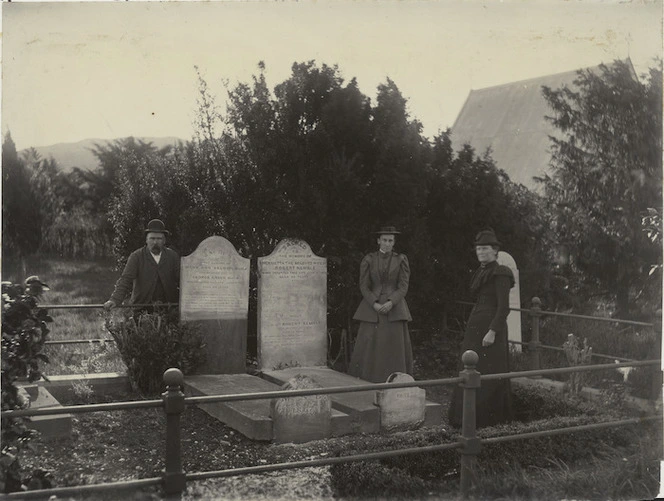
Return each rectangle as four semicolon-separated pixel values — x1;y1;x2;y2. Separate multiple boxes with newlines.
104;219;180;313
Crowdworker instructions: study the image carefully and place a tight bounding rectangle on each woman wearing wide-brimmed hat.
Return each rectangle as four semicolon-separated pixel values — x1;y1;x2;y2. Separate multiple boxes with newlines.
347;226;413;383
448;228;515;428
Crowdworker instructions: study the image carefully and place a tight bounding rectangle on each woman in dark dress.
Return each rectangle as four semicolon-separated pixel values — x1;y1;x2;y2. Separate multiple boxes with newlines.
448;229;515;428
348;226;413;383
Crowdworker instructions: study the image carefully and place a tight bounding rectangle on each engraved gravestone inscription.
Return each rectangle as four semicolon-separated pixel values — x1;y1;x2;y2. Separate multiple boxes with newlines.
180;236;250;373
257;239;327;370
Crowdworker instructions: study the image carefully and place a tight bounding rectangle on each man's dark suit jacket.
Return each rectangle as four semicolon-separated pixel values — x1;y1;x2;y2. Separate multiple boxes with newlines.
110;246;180;305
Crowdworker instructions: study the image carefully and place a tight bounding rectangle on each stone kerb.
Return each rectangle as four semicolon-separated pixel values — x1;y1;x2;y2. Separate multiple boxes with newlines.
180;236;250;374
497;251;522;352
257;239;327;371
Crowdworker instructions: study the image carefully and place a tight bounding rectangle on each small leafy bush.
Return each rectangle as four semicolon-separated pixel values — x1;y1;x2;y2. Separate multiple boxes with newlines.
1;278;53;493
105;310;206;395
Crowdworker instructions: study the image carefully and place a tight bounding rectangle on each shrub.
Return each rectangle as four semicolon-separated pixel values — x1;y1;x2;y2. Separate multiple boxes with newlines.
104;309;206;395
1;278;53;493
330;381;656;499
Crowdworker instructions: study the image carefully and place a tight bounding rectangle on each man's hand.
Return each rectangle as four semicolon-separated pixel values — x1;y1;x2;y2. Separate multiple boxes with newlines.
103;300;117;311
373;302;382;312
482;329;496;347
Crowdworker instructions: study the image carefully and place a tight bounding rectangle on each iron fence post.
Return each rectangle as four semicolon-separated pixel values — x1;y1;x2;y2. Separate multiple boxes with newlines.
530;297;542;372
459;350;481;498
652;310;662;402
162;368;186;499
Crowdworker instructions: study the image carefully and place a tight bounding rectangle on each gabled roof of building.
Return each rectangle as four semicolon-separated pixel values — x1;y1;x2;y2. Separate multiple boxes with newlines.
450;60;636;191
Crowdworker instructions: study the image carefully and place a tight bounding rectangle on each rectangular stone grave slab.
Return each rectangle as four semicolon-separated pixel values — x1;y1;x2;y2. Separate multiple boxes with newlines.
18;384;72;440
183;374;352;441
180;236;250;374
257;239;327;370
184;374;274;441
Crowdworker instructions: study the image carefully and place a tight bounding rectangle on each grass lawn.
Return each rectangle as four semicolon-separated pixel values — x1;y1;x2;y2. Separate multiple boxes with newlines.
3;255;126;374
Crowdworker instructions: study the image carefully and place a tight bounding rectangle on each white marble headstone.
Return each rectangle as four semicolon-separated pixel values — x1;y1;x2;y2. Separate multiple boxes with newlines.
498;251;522;352
257;239;327;370
180;236;250;373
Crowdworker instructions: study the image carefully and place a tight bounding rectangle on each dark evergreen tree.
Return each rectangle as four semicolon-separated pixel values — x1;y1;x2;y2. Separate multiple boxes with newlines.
2;133;41;261
540;60;662;315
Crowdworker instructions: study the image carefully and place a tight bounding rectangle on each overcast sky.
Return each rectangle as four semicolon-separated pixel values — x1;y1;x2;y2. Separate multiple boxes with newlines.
2;0;662;151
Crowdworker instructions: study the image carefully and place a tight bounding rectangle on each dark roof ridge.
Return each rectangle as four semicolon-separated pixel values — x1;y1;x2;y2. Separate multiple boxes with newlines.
468;59;632;94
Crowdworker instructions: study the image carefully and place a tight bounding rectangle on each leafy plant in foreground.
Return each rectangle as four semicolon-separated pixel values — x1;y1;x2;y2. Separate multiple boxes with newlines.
105;309;206;395
1;277;54;493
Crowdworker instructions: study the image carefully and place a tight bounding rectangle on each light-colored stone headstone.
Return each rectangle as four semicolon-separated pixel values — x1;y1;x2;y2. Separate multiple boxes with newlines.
180;236;250;373
498;251;522;352
257;239;327;370
270;374;331;443
375;372;425;430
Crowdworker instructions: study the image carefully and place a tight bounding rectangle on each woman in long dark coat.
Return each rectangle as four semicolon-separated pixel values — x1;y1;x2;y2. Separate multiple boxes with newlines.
348;226;413;383
448;229;515;428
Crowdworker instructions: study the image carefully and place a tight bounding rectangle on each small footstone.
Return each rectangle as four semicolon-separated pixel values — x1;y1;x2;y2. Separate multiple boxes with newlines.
375;372;425;430
271;374;331;444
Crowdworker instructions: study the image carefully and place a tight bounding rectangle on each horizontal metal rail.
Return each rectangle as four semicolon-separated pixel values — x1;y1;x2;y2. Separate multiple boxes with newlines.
5;359;659;419
45;338;115;345
1;377;464;418
187;441;462;481
508;339;634;362
42;300;658;328
2;398;162;418
452;300;656;328
186;376;464;406
483;415;661;444
483;359;659;381
41;303;178;309
40;337;635;364
0;476;162;499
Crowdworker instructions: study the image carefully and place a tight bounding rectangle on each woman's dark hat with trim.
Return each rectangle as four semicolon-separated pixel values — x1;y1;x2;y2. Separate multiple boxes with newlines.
474;229;500;246
374;225;401;235
144;219;169;235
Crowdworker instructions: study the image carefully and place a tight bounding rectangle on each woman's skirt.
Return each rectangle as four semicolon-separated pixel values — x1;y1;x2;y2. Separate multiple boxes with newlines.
348;315;413;383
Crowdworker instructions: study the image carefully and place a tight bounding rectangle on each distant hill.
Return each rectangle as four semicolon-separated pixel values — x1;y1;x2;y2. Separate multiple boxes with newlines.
18;136;185;172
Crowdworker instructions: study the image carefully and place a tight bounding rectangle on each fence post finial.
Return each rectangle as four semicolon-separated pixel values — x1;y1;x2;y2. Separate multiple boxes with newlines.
162;368;186;499
459;350;481;498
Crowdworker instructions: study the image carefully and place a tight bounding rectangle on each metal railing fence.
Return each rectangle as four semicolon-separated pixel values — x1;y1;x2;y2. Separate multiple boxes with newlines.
1;356;660;500
444;297;661;371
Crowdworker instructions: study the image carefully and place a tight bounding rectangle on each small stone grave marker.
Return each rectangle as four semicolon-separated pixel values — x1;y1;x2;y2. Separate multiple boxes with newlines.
257;239;327;370
375;372;425;430
270;374;332;443
180;236;250;373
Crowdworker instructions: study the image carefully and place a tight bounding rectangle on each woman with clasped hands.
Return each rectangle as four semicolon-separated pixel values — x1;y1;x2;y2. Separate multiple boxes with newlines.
448;228;515;429
347;226;413;383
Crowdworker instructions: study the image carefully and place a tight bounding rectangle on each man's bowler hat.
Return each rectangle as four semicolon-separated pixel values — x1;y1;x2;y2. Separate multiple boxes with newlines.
144;219;170;235
374;225;401;235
